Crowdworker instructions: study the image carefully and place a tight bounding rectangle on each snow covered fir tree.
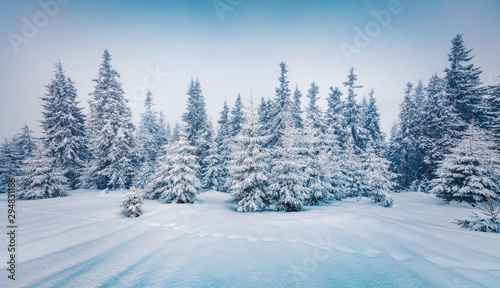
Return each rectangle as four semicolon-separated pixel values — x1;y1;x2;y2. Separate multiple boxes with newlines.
17;145;69;200
455;194;500;233
430;124;500;204
269;115;311;212
228;98;271;212
41;61;88;189
0;125;37;192
85;50;136;190
121;188;144;218
146;130;201;204
135;91;167;189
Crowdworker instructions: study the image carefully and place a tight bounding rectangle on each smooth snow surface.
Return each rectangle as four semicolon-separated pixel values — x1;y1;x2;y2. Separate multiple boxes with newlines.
1;190;500;287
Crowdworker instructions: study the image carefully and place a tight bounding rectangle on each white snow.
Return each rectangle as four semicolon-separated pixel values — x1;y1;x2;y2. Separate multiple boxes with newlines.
1;190;500;287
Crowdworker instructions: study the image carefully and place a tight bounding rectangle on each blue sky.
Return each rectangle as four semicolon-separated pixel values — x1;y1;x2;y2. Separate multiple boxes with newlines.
1;0;499;140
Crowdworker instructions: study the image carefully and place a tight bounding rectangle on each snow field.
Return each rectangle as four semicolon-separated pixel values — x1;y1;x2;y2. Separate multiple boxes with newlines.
1;190;499;287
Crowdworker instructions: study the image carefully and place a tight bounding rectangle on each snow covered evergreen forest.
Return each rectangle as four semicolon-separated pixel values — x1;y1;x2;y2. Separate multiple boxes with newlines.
2;34;499;214
1;32;500;287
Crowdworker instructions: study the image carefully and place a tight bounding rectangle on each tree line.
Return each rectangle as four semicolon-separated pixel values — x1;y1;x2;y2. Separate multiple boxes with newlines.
1;34;498;212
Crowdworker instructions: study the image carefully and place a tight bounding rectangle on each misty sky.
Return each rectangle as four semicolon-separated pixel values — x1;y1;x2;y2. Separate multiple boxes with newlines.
1;0;499;140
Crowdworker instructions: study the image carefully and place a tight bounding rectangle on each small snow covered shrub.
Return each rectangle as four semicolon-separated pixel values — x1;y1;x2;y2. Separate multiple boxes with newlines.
455;195;500;233
121;189;144;218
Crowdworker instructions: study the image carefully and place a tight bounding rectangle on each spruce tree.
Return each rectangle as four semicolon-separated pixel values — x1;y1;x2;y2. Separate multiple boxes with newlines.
136;91;163;189
431;124;500;204
0;138;20;193
361;146;396;206
215;102;231;192
182;78;212;177
445;34;485;126
13;124;37;161
342;68;369;152
230;94;245;137
325;86;346;152
292;85;304;129
145;144;174;200
305;82;325;133
363;90;385;153
258;97;272;136
339;136;366;198
171;122;181;143
266;62;293;147
410;81;427;180
269;114;310;212
41;62;87;189
121;188;144;217
160;133;201;203
18;146;69;199
229;98;271;212
385;122;403;186
420;74;461;180
300;118;333;205
86;50;136;189
158;111;170;148
390;83;419;187
203;140;225;191
485;80;500;149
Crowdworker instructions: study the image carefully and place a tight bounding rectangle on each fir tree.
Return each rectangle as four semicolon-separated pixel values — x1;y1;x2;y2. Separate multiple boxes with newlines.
385;122;403;186
339;136;366;198
305;82;325;133
445;34;485;126
361;146;396;206
342;68;369;152
203;140;225;191
171;122;181;143
229;98;271;212
390;83;419;187
0;138;20;193
145;144;174;200
158;111;170;148
420;74;461;180
485;80;500;149
258;96;272;136
41;62;87;189
266;62;293;147
230;94;245;137
410;80;427;181
0;125;38;192
292;85;304;129
182;78;212;177
18;146;69;200
431;124;500;204
136;91;162;189
325;86;345;151
269;114;310;212
13;124;37;161
455;195;500;233
300;118;333;205
321;127;347;200
86;50;136;189
215;102;232;192
363;90;385;153
159;133;201;203
121;188;144;217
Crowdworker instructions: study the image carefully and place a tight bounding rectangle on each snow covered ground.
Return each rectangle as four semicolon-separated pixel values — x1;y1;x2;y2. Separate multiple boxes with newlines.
1;190;500;287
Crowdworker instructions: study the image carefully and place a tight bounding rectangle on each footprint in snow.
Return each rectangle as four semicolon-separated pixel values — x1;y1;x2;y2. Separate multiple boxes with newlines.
364;248;383;257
